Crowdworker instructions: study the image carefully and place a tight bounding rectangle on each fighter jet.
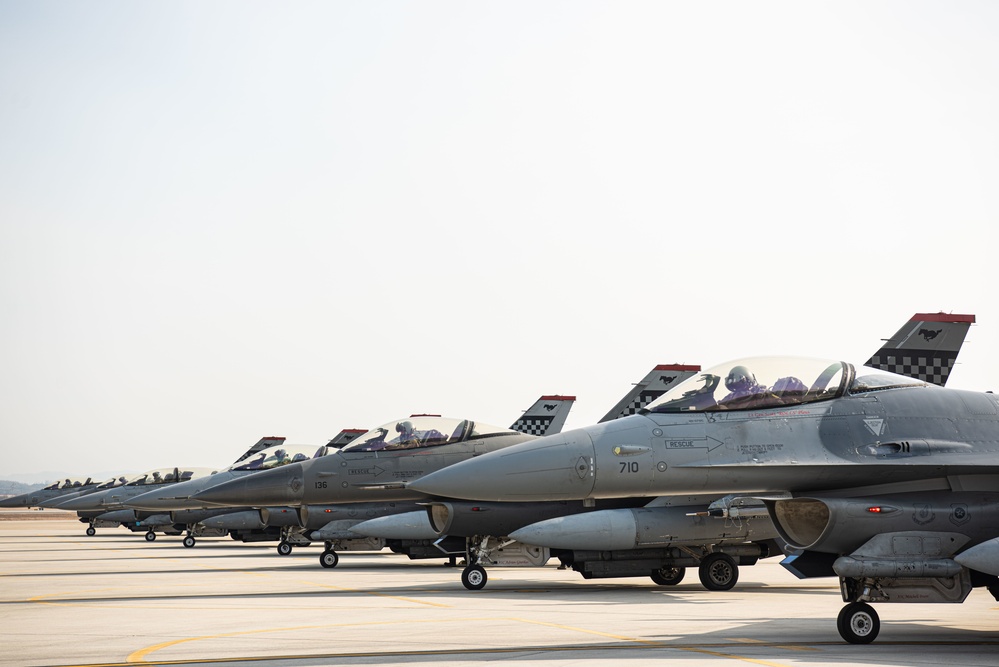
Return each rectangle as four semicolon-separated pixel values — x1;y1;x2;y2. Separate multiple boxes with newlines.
57;466;217;539
125;433;363;548
301;374;709;568
364;313;977;591
191;395;578;561
348;364;712;586
191;395;576;510
0;477;96;508
409;315;998;643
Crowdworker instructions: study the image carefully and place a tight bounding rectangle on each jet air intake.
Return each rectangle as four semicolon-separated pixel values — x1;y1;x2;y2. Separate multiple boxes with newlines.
768;494;999;555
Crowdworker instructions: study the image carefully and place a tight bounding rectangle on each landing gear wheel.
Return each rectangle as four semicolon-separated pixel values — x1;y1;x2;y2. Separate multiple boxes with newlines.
277;541;293;556
461;564;487;590
837;602;880;644
319;549;339;568
144;531;156;542
183;535;196;548
86;526;96;537
698;553;738;591
651;566;686;586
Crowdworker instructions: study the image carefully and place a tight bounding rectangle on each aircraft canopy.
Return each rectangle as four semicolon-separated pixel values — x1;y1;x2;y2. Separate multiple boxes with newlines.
230;444;316;472
646;357;927;414
124;467;217;486
42;477;94;491
342;416;516;453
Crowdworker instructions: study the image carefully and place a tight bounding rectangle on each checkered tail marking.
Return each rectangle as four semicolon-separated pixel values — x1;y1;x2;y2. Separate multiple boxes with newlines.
865;350;957;387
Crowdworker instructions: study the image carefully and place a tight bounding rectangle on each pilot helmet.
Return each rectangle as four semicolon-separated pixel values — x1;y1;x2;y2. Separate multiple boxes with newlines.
395;420;414;435
725;366;756;393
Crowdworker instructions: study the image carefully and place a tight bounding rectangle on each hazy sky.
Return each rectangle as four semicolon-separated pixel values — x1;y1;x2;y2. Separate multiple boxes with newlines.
2;1;997;481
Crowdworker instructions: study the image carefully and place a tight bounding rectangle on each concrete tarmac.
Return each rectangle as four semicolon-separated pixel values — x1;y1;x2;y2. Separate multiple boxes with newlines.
1;513;997;667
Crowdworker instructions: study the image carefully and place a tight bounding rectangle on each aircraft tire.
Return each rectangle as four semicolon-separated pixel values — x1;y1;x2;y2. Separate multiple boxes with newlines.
183;536;196;548
461;564;487;590
277;541;293;556
698;553;738;591
651;566;686;586
320;549;339;569
144;531;156;542
86;526;96;537
837;602;880;644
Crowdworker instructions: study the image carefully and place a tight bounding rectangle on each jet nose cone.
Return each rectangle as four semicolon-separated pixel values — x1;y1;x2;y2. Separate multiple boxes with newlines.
408;430;596;501
0;495;28;508
56;491;108;511
191;463;305;506
38;493;79;508
126;488;179;510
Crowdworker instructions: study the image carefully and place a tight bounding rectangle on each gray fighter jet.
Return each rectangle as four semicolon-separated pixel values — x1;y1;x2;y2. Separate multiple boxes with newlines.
125;432;363;548
56;466;217;539
362;313;977;591
408;314;997;643
190;395;577;561
191;395;576;510
348;364;708;586
0;477;96;508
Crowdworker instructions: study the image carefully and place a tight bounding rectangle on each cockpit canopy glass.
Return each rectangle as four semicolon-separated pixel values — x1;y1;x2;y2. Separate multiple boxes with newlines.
124;467;217;486
849;369;927;393
645;357;850;413
342;417;518;453
230;444;316;472
44;477;93;491
96;476;129;490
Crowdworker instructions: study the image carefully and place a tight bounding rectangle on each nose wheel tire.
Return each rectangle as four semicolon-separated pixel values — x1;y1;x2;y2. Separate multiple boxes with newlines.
144;531;156;542
277;541;293;556
183;535;196;548
651;566;686;586
837;602;880;644
698;553;738;591
319;549;339;568
85;526;96;537
461;564;488;590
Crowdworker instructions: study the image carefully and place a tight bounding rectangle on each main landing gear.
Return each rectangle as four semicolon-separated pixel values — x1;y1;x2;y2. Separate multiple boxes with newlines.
320;546;340;569
461;564;487;590
837;602;880;644
651;566;685;586
697;553;738;591
277;541;293;556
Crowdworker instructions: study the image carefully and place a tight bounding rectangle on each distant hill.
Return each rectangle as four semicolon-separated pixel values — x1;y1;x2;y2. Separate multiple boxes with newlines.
0;480;46;496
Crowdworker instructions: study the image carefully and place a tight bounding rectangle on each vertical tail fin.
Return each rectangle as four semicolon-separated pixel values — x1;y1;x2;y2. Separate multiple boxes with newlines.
598;364;702;422
510;395;575;436
310;429;368;458
327;429;368;449
865;312;976;386
230;436;287;465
